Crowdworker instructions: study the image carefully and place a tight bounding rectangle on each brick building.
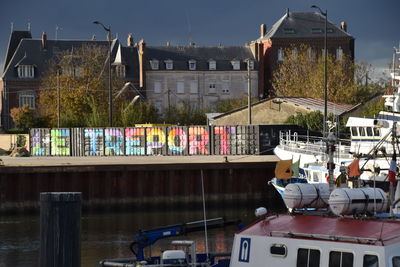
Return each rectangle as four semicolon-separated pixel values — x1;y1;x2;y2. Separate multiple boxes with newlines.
251;9;355;97
0;31;140;129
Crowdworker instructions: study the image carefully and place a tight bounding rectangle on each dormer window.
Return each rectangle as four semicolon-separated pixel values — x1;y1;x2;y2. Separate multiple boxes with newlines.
17;65;35;78
209;60;216;70
165;59;173;70
189;60;196;70
284;28;295;34
115;65;126;78
231;60;240;70
150;59;159;70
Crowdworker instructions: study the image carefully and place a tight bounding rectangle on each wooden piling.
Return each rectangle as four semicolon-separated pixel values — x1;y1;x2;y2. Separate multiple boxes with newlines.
40;192;81;267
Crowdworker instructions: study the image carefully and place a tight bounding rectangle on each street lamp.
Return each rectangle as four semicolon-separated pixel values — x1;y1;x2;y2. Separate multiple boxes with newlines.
93;21;113;127
311;5;328;138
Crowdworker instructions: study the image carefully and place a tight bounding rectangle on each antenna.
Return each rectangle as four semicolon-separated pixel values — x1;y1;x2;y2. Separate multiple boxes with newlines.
10;22;14;33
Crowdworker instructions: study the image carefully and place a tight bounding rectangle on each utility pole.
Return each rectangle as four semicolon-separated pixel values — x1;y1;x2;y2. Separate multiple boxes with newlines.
247;59;252;125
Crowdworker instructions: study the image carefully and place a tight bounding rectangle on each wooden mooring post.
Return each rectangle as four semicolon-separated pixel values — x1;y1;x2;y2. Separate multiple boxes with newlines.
40;192;81;267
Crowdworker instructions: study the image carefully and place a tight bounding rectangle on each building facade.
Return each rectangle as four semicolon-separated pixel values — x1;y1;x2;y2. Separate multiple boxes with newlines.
141;44;258;113
251;10;355;97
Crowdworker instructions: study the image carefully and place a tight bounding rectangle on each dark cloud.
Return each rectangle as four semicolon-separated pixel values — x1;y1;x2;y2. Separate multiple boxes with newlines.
1;0;399;73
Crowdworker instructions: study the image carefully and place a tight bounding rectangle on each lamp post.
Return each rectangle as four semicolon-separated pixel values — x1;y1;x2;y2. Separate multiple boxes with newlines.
247;59;252;125
93;21;112;127
311;5;328;138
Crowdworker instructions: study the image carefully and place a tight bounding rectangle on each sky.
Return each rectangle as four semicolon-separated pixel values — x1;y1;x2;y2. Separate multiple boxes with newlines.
0;0;399;80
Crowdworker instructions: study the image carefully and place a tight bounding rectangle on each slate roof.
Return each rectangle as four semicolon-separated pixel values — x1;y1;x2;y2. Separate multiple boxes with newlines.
2;32;139;82
260;11;353;40
145;46;257;71
3;31;32;72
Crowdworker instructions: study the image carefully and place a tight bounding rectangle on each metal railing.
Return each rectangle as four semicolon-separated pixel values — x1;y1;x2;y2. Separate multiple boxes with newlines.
277;131;352;161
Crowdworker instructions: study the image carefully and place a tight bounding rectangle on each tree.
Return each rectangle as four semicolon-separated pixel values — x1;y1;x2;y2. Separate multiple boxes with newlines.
10;104;36;131
272;45;384;104
163;102;207;125
119;101;160;126
214;96;258;113
38;44;128;127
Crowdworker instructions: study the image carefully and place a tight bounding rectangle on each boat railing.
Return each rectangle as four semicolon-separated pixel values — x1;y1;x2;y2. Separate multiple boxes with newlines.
100;259;214;267
277;131;352;160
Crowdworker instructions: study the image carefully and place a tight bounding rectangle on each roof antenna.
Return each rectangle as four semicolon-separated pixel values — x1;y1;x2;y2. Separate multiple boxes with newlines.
27;20;31;31
10;22;13;33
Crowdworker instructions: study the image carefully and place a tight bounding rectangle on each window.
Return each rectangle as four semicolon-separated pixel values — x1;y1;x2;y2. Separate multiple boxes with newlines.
115;65;126;78
336;47;343;61
209;80;216;94
17;65;35;78
292;48;298;59
363;254;378;267
222;80;230;93
284;28;296;34
393;256;400;267
359;127;366;136
278;48;284;61
270;244;287;257
19;92;35;109
190;80;198;94
154;81;162;93
312;28;323;34
329;251;354;267
373;128;380;137
327;28;334;33
313;172;319;183
150;60;159;70
307;48;316;61
63;66;83;77
297;248;320;267
366;127;373;137
209;60;216;70
165;60;173;70
177;81;184;94
231;60;240;70
351;127;358;137
189;60;196;70
155;101;163;112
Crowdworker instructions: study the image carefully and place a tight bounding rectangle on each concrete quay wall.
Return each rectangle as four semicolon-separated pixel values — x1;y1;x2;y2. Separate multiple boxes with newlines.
0;156;281;213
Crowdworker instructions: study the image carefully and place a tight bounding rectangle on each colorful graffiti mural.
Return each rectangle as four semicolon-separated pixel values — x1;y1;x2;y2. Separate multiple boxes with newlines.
29;125;292;156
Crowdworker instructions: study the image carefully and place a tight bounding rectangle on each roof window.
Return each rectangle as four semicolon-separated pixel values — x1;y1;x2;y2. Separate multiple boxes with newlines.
284;28;295;34
188;59;196;71
311;28;323;34
150;59;159;70
165;59;173;70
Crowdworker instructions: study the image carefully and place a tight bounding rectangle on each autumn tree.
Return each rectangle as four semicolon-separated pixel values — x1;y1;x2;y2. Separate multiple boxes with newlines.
10;104;36;130
38;44;131;127
272;45;384;104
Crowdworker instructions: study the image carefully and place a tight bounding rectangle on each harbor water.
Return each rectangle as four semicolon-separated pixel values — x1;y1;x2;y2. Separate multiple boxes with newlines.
0;205;260;267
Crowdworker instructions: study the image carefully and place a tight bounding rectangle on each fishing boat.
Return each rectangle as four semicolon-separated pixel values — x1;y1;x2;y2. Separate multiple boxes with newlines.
274;47;400;184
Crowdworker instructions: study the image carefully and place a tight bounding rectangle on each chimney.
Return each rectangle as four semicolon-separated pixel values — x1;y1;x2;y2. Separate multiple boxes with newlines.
127;33;134;47
189;42;195;47
260;24;266;38
166;41;171;46
138;39;146;89
92;35;96;41
41;32;47;49
286;8;290;17
341;21;347;32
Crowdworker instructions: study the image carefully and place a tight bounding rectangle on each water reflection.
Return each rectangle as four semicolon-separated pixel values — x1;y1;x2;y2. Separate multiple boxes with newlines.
0;206;256;267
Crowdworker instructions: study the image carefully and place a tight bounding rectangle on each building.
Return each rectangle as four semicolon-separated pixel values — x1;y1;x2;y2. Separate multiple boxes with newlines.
0;31;140;129
140;42;258;113
251;9;355;97
212;97;358;125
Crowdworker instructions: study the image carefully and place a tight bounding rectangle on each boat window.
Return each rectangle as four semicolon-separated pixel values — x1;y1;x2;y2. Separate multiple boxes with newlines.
359;127;366;136
270;244;287;257
373;128;380;137
393;256;400;267
297;248;320;267
351;127;358;136
329;251;353;267
366;127;373;137
363;254;378;267
313;172;319;183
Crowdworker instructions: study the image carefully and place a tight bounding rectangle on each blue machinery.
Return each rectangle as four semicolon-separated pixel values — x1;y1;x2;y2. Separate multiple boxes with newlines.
131;217;238;261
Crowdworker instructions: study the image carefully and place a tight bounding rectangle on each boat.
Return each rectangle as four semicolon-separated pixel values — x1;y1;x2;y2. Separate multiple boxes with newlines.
274;46;400;185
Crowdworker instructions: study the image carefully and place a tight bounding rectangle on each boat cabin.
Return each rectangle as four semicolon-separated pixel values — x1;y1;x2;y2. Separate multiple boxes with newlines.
229;214;400;267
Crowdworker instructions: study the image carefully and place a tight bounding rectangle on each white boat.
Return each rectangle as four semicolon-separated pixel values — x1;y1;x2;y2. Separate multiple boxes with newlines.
274;47;400;183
